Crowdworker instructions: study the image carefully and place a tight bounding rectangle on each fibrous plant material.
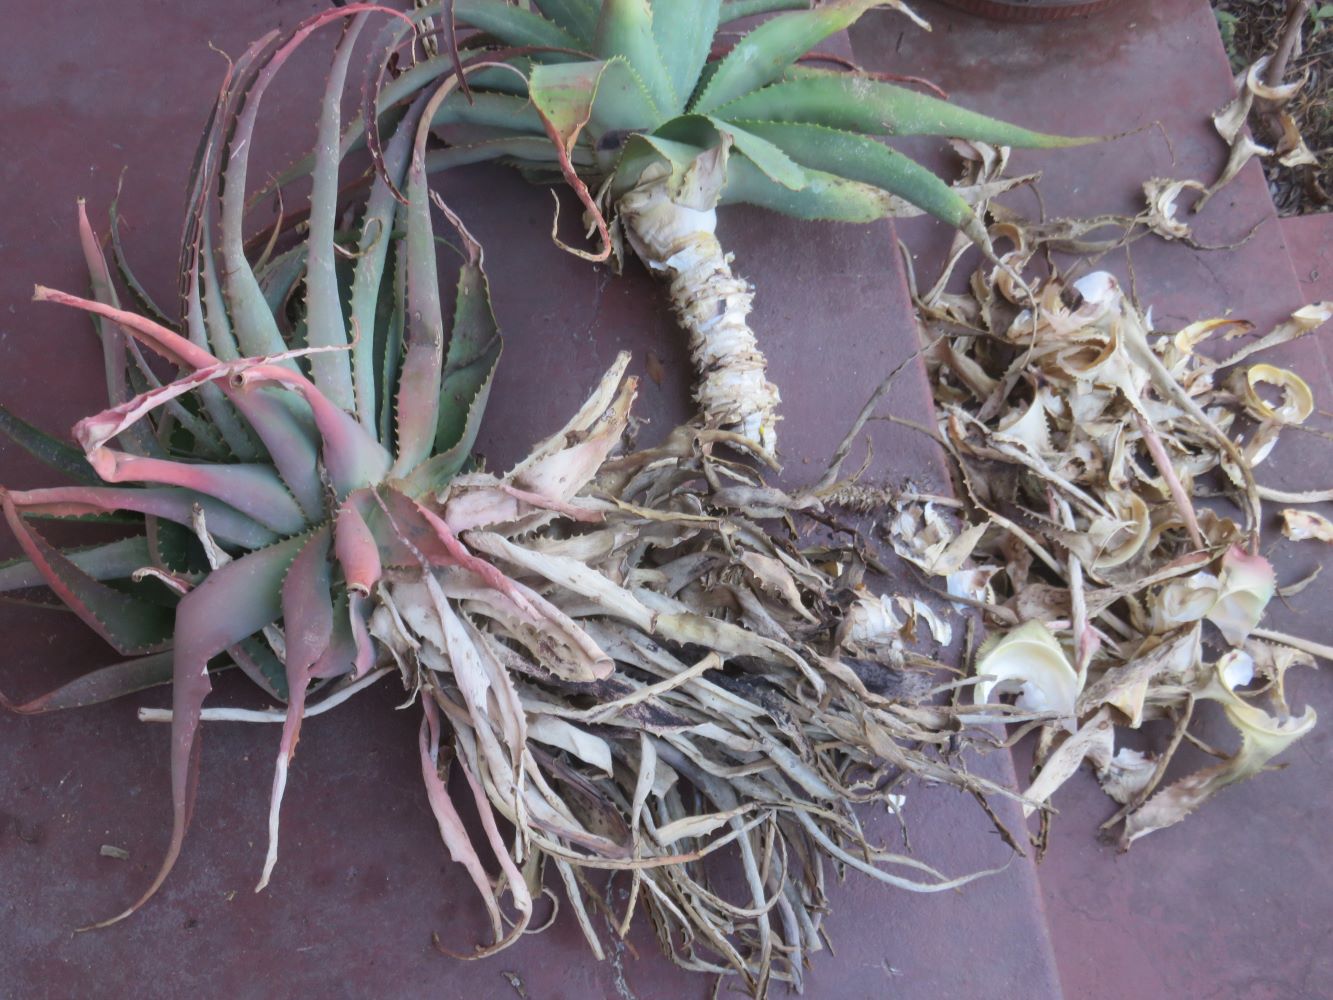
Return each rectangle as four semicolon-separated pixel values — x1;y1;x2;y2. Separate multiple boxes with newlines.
299;0;1095;452
0;9;1023;996
896;144;1332;849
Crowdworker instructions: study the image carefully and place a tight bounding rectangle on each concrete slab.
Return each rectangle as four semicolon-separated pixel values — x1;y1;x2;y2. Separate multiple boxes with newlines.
1282;213;1333;305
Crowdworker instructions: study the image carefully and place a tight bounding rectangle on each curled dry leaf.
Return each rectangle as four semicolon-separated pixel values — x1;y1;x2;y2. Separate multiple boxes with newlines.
1281;508;1333;543
973;620;1079;718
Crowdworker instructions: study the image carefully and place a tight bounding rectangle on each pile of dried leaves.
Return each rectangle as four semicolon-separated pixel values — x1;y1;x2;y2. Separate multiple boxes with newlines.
870;140;1333;853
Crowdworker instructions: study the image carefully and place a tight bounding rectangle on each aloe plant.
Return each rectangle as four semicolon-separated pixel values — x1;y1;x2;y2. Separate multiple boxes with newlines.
1;6;517;922
364;0;1092;451
1;11;1019;989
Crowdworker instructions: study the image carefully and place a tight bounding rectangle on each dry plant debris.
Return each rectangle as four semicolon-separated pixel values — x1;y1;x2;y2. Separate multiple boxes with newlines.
892;141;1333;853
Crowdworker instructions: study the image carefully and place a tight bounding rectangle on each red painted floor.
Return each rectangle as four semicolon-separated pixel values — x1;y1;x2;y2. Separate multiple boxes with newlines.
2;2;1329;998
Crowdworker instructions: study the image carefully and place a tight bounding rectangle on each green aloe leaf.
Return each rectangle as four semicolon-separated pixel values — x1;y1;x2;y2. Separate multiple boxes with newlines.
435;243;503;461
719;0;809;22
433;90;547;135
1;494;174;656
650;0;720;112
301;14;365;413
1;652;175;715
0;405;100;485
452;0;584;53
691;0;880;114
594;0;678;113
0;535;152;593
718;72;1094;148
533;0;600;44
425;137;591;173
719;154;888;221
738;120;987;240
408;237;503;493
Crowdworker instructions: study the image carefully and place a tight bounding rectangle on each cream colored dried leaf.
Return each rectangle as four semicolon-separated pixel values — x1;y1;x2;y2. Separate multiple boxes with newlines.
1281;508;1333;543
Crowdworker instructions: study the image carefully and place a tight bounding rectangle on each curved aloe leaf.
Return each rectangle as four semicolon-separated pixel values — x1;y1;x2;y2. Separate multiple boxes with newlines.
258;525;334;891
719;154;888;221
651;0;720;108
717;72;1094;148
691;0;881;114
1;493;173;656
593;0;677;113
0;652;174;715
0;405;100;486
0;536;152;594
739;120;988;242
452;0;583;52
303;14;368;412
89;531;307;929
534;0;600;42
424;136;586;172
6;485;278;549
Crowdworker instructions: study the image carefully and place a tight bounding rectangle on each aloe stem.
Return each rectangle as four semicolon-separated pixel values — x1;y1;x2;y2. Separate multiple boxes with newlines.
618;172;780;453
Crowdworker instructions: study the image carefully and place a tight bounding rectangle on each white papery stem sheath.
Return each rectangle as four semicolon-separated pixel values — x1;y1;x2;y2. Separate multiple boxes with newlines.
619;175;780;453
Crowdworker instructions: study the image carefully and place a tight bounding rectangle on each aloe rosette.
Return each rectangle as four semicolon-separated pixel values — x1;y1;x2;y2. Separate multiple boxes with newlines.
353;0;1093;451
1;7;1023;993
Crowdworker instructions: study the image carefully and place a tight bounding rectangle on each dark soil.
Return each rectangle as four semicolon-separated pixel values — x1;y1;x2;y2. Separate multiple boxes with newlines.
1213;0;1333;215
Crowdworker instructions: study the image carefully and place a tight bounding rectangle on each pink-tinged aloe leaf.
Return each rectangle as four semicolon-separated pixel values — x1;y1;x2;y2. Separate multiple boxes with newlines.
257;526;334;891
108;182;173;328
311;591;357;680
1;652;173;715
234;364;391;495
8;485;277;550
0;404;100;485
346;592;377;679
378;488;521;598
350;93;428;430
303;15;368;412
392;76;459;475
0;535;151;593
76;210;216;457
71;448;307;537
334;492;382;595
77;199;132;414
218;6;401;362
36;285;326;519
418;694;506;951
0;492;173;656
35;286;219;370
86;531;306;929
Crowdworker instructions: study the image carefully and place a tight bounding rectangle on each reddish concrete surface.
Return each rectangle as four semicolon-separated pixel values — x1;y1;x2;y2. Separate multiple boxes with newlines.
852;3;1333;999
1282;213;1333;305
0;4;1064;1000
